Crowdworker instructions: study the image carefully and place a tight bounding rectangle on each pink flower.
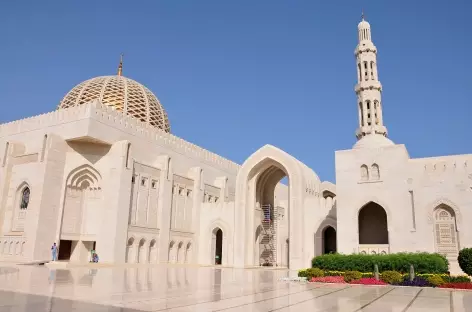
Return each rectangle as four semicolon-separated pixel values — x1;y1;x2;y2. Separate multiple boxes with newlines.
310;276;346;284
350;278;387;285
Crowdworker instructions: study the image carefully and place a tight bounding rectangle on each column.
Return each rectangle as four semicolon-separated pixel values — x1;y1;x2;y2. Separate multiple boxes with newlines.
98;140;132;263
156;155;173;263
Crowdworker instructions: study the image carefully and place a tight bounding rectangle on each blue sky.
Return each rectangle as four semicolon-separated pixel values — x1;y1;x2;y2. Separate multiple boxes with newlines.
0;1;470;183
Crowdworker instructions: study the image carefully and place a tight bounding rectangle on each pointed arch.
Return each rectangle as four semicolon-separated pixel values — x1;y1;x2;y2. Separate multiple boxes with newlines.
371;163;380;180
358;201;389;244
234;144;320;270
66;164;102;189
426;198;462;230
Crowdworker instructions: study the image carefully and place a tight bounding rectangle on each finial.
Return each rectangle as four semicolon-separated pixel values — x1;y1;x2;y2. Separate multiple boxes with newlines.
117;54;123;76
361;9;365;21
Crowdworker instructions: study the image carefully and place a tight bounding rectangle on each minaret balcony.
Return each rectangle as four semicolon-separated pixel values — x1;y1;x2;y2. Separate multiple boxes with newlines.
355;81;382;93
356;125;388;138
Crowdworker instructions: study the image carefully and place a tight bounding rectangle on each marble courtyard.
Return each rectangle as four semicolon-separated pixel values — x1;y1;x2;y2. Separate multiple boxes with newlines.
0;264;472;311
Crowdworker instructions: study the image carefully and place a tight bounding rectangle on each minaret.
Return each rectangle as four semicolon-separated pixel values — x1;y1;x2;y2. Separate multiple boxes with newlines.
354;13;387;139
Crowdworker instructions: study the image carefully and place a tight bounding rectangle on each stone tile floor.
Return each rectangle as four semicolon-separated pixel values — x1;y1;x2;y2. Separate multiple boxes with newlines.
0;264;471;311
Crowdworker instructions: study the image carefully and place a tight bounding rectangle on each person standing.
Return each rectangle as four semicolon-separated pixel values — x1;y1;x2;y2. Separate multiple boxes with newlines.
51;243;58;261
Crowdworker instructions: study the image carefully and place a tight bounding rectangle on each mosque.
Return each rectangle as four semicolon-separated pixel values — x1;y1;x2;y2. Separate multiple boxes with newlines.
0;17;470;272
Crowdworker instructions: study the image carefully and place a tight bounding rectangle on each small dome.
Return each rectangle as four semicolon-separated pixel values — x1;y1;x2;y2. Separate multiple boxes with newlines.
58;75;170;132
358;19;370;29
353;134;394;149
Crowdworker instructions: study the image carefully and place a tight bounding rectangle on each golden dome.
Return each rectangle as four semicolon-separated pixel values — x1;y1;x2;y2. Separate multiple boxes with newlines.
58;75;171;132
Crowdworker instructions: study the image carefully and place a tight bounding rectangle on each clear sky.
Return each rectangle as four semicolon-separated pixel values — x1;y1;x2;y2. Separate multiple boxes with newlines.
1;1;471;182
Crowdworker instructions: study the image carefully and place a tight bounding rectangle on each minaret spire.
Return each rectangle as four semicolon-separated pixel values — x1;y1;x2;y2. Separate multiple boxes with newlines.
117;54;123;76
354;15;388;139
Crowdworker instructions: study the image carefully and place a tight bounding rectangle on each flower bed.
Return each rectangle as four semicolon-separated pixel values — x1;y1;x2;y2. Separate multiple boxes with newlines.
350;278;387;285
298;268;471;289
310;276;346;283
440;283;472;290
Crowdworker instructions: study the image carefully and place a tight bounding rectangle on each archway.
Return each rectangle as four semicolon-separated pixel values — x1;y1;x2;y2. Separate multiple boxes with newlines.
323;226;336;254
211;228;223;265
358;202;388;244
234;145;319;270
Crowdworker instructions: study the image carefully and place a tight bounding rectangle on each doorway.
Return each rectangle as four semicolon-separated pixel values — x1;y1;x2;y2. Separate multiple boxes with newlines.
212;228;223;265
323;226;337;254
58;240;72;260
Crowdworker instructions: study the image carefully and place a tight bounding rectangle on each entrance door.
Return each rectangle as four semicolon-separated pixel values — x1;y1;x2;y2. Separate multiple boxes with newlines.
58;240;72;260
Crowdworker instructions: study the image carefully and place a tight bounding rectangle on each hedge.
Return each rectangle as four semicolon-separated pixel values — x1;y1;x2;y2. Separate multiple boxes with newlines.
311;253;449;274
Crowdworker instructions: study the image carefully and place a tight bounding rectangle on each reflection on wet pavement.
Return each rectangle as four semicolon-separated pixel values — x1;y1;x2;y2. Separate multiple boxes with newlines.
0;264;470;311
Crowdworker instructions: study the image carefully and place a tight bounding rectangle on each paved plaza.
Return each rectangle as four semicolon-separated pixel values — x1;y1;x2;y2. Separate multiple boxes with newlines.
0;264;471;311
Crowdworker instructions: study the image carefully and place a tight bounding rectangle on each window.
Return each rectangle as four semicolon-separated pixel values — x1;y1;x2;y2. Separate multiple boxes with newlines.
214;196;219;203
178;188;184;196
187;189;192;197
132;175;137;184
151;180;157;189
20;187;30;210
141;177;147;187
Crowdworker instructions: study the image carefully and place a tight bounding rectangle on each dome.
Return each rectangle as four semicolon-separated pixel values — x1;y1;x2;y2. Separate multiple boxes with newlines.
58;75;171;132
358;19;370;29
353;134;394;149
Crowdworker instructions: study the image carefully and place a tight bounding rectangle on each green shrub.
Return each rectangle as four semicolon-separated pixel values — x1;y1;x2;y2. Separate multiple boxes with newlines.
458;248;472;276
311;252;449;274
298;269;308;278
305;268;324;279
448;275;471;283
343;271;362;283
380;271;403;284
426;275;445;287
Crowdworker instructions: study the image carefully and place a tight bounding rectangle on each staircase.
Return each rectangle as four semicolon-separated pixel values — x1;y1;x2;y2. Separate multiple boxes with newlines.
260;204;278;266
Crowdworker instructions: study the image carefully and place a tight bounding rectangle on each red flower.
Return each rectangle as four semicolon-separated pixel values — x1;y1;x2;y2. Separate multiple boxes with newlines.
350;278;387;285
440;283;472;289
310;276;346;284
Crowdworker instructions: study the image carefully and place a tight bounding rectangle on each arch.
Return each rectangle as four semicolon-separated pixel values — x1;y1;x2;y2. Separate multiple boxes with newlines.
137;238;146;263
371;164;380;180
212;228;223;265
358;202;389;244
126;237;135;263
9;242;13;255
2;241;6;254
426;198;462;230
21;242;25;256
313;217;337;257
323;226;336;254
234;144;320;270
432;204;459;257
15;242;20;255
168;240;175;263
177;241;184;263
148;239;157;264
360;165;369;181
66;164;102;189
185;242;192;263
19;186;30;210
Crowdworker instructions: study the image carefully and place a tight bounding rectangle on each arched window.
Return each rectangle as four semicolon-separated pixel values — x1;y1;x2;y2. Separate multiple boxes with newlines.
360;165;369;181
20;187;30;209
371;164;380;180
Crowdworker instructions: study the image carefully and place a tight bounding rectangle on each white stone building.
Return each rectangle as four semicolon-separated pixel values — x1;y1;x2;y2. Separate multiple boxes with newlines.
0;17;470;272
